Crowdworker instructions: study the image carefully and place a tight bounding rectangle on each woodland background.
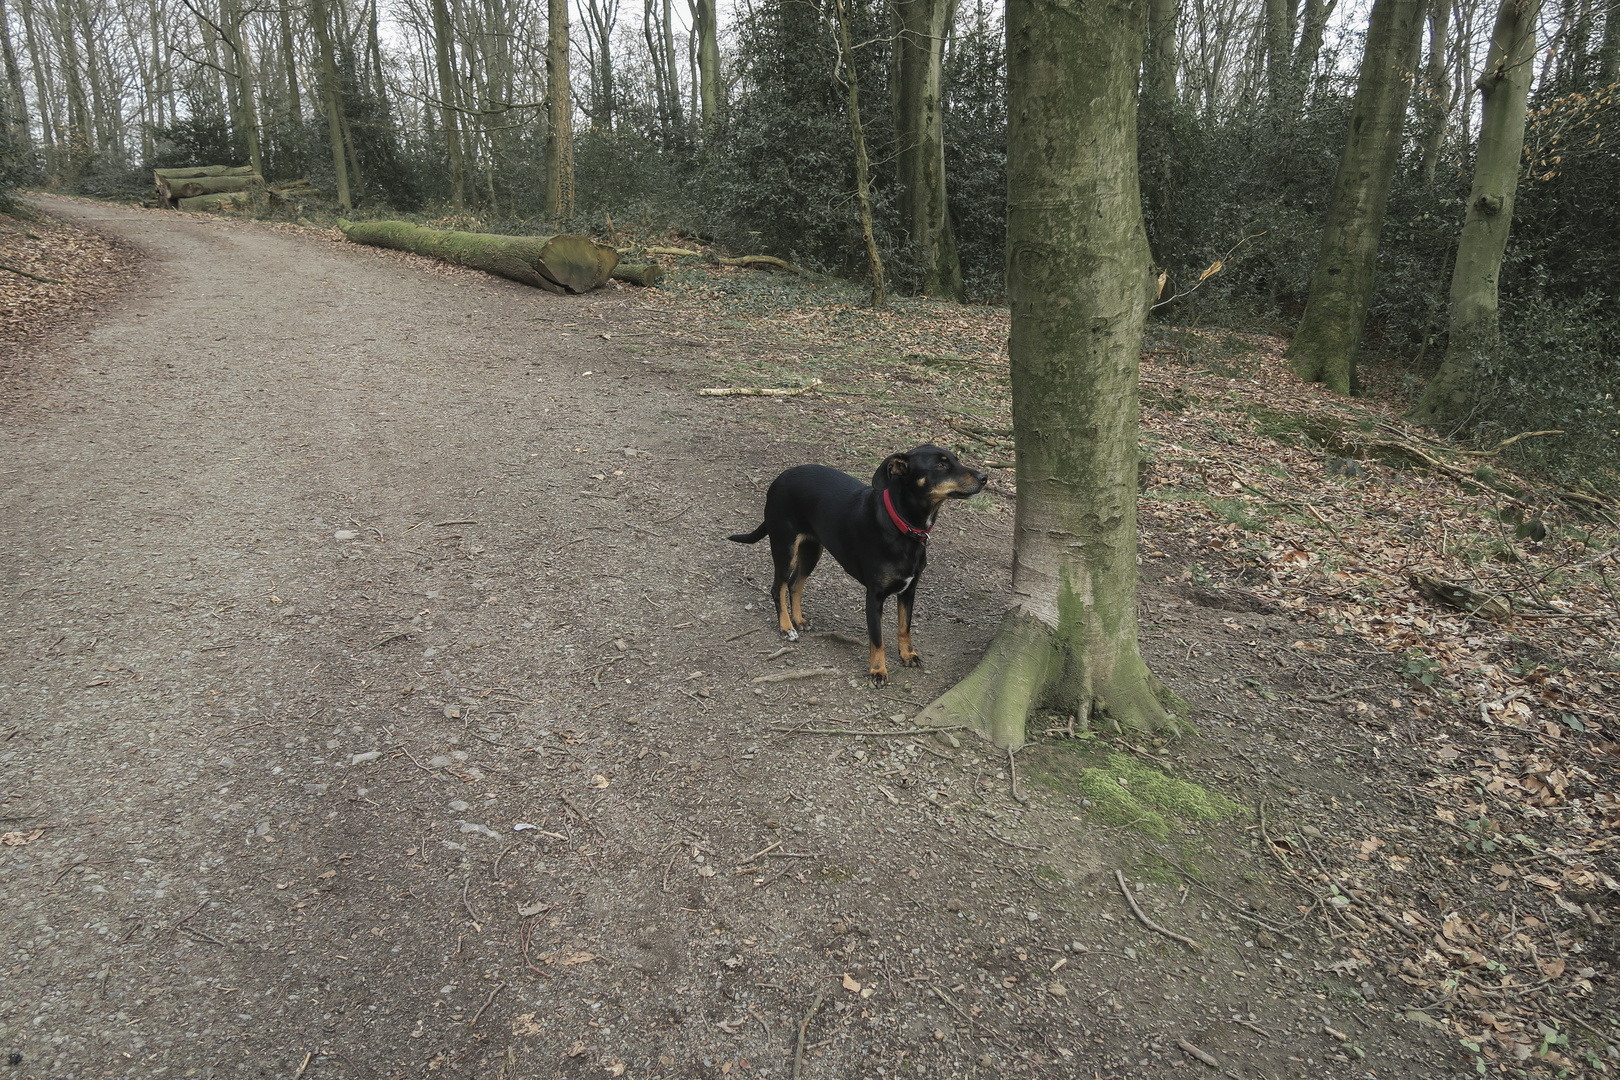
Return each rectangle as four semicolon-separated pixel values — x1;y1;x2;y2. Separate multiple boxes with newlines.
0;0;1615;482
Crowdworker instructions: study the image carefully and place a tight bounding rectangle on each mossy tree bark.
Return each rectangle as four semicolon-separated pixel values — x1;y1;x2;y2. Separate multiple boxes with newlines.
1145;0;1178;104
1416;0;1454;184
308;0;352;211
340;221;619;293
545;0;574;221
893;0;964;300
1409;0;1539;430
917;0;1175;748
832;0;886;307
429;0;466;206
1285;0;1425;394
691;0;722;127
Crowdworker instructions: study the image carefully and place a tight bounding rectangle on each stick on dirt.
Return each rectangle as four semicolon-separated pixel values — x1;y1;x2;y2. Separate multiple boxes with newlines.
1176;1038;1220;1067
1116;869;1202;952
792;991;825;1080
0;262;64;284
469;982;506;1027
751;667;838;684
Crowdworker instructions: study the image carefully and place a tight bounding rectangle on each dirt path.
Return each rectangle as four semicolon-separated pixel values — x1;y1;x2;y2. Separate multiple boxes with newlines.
1;198;1474;1079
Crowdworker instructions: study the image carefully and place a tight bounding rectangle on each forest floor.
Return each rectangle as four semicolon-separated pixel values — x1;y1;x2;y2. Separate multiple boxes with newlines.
0;195;1616;1080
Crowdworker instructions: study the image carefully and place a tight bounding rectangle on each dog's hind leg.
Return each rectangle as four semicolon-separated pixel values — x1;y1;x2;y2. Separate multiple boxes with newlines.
767;530;798;639
787;536;820;631
865;588;888;685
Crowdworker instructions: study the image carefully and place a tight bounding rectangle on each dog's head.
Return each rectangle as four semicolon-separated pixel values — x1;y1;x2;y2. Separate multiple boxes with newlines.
875;444;988;505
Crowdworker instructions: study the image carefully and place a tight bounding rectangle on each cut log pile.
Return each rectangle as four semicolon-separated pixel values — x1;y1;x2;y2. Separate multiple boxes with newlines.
154;165;318;212
339;219;658;293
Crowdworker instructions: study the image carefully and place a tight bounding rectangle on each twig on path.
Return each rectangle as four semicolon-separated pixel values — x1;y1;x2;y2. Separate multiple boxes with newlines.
293;1051;313;1079
752;668;838;684
725;626;763;642
743;841;783;863
1176;1038;1220;1068
0;262;63;284
1115;869;1201;952
982;828;1046;853
700;378;821;398
1164;859;1302;944
791;992;825;1080
461;876;483;926
469;982;506;1027
432;519;478;527
1008;745;1029;806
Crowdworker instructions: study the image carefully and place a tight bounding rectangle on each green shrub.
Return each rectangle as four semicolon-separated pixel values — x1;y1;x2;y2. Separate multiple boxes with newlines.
1472;295;1620;486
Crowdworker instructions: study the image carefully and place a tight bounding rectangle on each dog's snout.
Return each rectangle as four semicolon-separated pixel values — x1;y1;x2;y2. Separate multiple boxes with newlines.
972;470;988;485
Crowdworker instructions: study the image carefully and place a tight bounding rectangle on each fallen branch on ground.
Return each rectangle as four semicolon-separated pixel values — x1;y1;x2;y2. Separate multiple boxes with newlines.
0;262;63;284
1116;869;1201;951
698;379;822;398
719;254;801;273
751;667;838;684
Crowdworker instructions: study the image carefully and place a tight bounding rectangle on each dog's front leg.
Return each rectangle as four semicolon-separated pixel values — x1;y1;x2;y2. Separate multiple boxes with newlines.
865;588;888;686
896;578;921;667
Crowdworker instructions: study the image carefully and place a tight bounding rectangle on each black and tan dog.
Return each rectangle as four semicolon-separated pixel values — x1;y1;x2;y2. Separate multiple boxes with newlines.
728;444;987;685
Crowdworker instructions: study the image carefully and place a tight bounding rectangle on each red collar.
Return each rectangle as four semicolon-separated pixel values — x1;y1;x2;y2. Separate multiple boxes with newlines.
882;489;931;544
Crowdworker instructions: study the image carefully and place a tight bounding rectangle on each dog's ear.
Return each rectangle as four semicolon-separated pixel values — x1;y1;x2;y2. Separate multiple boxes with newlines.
884;453;912;478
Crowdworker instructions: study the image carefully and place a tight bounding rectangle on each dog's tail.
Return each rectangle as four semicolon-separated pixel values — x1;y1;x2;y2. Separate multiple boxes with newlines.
727;523;769;544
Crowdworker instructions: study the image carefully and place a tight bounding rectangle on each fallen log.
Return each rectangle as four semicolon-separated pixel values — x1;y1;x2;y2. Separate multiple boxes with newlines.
718;254;801;273
609;263;663;287
164;174;264;199
339;220;620;294
1408;572;1513;621
153;165;257;180
644;246;702;257
697;379;821;397
176;190;258;212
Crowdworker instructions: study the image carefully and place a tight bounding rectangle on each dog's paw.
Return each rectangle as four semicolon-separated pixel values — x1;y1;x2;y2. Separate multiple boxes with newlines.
899;652;923;668
868;669;889;687
784;629;800;642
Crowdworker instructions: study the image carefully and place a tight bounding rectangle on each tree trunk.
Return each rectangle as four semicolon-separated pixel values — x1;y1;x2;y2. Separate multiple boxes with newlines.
545;0;574;219
1417;0;1453;183
278;0;301;122
917;0;1174;747
691;0;721;125
177;190;259;211
1264;0;1291;100
894;0;964;299
54;0;91;177
1409;0;1539;429
1599;0;1619;83
154;164;257;178
581;0;616;131
308;0;352;211
831;0;886;307
0;0;34;172
1291;0;1337;94
1145;0;1179;103
610;263;664;286
1285;0;1426;394
222;0;264;178
339;221;619;293
73;0;113;153
162;174;265;199
17;0;57;179
429;0;466;205
643;0;672;143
